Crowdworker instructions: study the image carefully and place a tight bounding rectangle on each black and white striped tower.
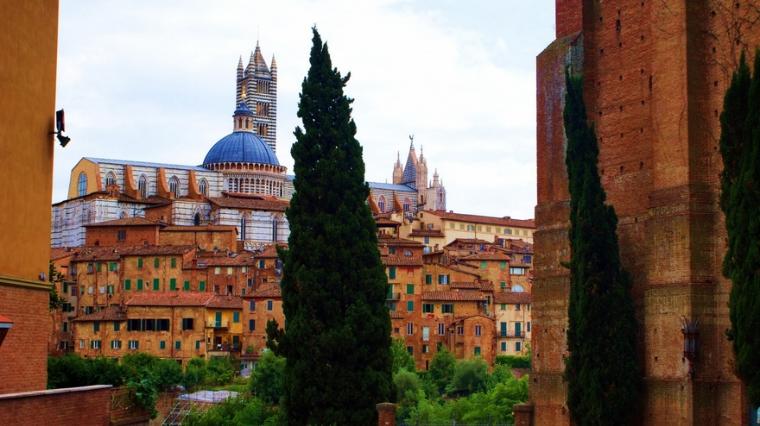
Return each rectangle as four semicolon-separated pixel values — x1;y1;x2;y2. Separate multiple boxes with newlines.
235;42;277;153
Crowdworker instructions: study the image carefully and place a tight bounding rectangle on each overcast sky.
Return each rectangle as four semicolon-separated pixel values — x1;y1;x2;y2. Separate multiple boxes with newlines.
54;0;555;218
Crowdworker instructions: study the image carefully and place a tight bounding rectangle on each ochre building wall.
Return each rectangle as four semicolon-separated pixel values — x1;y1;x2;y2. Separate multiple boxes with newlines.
532;1;760;425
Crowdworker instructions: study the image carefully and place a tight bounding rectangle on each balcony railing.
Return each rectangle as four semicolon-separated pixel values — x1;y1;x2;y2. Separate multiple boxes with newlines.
386;292;401;301
206;321;230;329
499;331;525;338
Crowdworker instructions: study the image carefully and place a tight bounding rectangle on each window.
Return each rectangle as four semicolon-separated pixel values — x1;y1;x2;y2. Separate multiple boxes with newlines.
199;179;208;196
91;340;101;350
183;280;190;291
474;346;481;356
214;267;221;275
523;255;532;264
406;322;414;335
515;341;522;352
170;278;177;291
516;304;521;311
112;340;122;350
407;301;414;312
135;279;142;290
154;257;160;268
527;321;531;332
267;300;273;311
510;267;526;275
199;281;206;291
233;312;240;323
475;325;482;336
501;341;507;352
480;261;487;269
437;274;449;285
195;340;201;350
422;344;429;354
512;284;525;292
422;326;430;341
249;319;255;331
138;175;147;198
425;274;432;285
403;198;411;212
153;278;159;290
441;304;454;314
423;303;434;313
389;247;396;254
499;261;507;270
388;266;397;279
105;172;116;187
137;258;143;269
456;325;464;335
128;340;139;350
124;279;131;290
378;196;386;212
500;322;507;337
424;236;430;244
407;346;414;355
107;284;114;295
97;262;102;272
79;339;85;349
437;323;445;335
249;300;255;311
171;258;177;268
93;321;100;332
169;176;180;197
117;230;127;241
500;282;507;289
227;267;233;275
182;318;194;331
159;341;166;350
77;172;88;196
403;249;412;257
406;284;414;295
257;123;268;137
258;260;265;269
175;341;181;350
112;321;120;332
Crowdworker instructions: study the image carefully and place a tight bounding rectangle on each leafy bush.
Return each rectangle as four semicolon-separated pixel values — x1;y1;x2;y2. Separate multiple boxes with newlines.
391;338;415;374
494;354;531;369
428;346;455;394
183;357;208;390
205;356;235;385
250;350;285;405
48;354;124;389
446;358;488;397
184;396;280;426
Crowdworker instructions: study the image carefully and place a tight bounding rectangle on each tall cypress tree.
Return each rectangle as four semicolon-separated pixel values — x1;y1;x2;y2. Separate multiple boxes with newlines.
267;28;392;425
563;70;640;426
723;51;760;405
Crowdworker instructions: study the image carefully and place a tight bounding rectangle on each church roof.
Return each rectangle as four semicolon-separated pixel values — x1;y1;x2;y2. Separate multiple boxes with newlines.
402;147;417;185
368;182;416;192
234;102;254;117
203;131;279;166
84;157;209;172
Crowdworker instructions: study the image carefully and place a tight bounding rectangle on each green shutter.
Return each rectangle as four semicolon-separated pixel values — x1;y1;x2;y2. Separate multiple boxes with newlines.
153;278;159;290
109;262;116;271
96;262;102;272
183;280;190;291
160;341;166;349
137;279;143;290
199;281;206;291
154;257;159;268
137;257;143;269
195;340;200;350
114;321;120;331
170;278;177;291
499;261;507;270
425;274;432;284
233;312;240;323
407;301;414;312
93;322;99;332
124;279;131;291
389;266;396;279
406;284;414;295
480;261;487;269
171;258;177;268
175;341;181;350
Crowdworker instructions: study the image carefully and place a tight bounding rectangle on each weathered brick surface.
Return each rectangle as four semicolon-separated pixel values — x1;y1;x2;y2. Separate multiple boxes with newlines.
534;1;760;425
0;386;112;426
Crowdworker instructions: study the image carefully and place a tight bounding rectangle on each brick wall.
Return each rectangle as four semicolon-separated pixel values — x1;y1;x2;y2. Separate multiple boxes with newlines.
0;385;112;426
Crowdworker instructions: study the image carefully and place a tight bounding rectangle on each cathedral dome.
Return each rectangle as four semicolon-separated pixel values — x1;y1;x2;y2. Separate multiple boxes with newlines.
203;131;279;167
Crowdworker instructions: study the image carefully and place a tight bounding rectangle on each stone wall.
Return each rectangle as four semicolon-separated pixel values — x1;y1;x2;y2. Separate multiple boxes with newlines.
0;385;112;426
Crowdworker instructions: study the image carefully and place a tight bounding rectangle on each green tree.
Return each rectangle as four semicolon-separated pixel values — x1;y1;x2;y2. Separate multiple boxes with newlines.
266;27;392;425
447;358;488;397
722;51;760;405
182;357;207;390
428;346;455;394
391;338;415;374
49;261;64;310
251;350;285;405
393;368;422;420
563;70;640;425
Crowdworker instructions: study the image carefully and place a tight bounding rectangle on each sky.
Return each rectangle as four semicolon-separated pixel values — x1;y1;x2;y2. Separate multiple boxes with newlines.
54;0;555;218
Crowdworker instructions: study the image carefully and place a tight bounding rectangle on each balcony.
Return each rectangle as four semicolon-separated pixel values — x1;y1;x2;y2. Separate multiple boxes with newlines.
499;331;524;338
206;321;230;329
386;292;401;301
208;343;241;357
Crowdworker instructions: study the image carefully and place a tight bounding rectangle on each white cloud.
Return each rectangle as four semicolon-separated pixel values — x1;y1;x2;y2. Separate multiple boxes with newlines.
54;0;554;218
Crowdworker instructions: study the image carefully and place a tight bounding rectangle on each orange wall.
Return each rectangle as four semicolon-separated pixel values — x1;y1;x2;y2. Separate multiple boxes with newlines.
86;226;160;247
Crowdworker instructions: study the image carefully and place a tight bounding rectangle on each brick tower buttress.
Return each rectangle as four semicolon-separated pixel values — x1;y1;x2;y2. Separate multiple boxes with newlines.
532;1;760;426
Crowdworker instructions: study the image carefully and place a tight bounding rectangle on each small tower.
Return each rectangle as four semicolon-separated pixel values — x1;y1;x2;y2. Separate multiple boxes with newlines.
392;151;403;184
401;138;418;189
416;145;428;205
233;103;255;132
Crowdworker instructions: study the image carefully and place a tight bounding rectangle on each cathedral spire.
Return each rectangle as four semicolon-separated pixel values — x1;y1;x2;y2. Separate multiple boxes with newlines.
247;51;255;72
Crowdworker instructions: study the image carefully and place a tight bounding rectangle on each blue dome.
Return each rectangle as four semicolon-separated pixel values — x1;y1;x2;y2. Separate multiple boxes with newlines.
203;131;279;166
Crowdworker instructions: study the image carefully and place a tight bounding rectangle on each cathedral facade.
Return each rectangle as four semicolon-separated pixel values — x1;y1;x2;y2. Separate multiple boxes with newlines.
51;43;446;248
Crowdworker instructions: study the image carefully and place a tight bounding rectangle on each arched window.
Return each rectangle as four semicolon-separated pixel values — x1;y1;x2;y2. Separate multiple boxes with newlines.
138;175;147;198
77;172;88;196
199;179;208;196
194;212;201;226
378;196;386;212
105;172;116;187
512;285;525;293
169;176;179;198
240;215;247;241
403;197;411;212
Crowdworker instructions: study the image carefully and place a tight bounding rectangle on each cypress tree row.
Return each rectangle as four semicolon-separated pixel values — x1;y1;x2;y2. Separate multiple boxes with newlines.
722;51;760;405
267;28;393;425
563;70;640;426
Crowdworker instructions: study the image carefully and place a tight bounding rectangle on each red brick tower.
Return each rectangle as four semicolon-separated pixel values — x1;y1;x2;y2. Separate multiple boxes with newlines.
532;1;760;425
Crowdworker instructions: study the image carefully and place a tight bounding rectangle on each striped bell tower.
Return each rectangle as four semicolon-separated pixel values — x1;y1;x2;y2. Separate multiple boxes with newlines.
235;41;278;153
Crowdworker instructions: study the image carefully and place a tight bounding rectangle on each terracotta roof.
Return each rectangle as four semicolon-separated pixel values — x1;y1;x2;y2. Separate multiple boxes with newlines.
73;306;127;322
451;282;493;291
206;295;243;309
250;284;281;298
381;255;423;266
257;244;284;258
408;229;445;238
196;254;256;266
126;292;214;307
460;252;511;261
73;245;194;262
84;217;162;227
208;196;288;211
51;247;78;261
494;291;532;304
446;238;494;246
377;235;422;246
375;218;401;226
425;210;535;229
422;291;487;302
162;225;237;232
0;314;13;324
